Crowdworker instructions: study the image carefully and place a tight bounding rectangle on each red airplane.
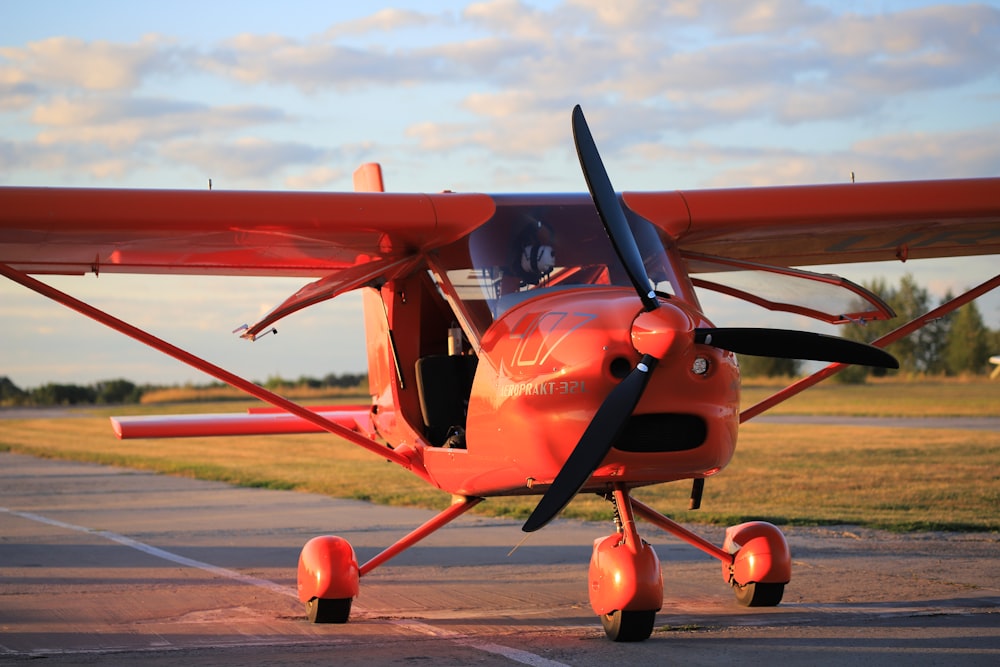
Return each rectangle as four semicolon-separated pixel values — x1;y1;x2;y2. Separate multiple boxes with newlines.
2;106;998;641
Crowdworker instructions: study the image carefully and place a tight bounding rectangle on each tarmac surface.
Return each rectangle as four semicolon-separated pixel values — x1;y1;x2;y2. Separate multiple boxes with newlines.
1;451;998;666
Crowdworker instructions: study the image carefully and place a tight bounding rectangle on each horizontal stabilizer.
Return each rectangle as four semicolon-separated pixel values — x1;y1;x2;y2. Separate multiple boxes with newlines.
112;406;374;439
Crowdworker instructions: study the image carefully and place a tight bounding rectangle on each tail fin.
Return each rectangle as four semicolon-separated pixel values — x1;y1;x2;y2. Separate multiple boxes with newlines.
353;163;385;193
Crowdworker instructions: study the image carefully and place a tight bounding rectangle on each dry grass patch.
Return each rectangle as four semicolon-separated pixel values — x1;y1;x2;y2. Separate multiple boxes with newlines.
2;410;997;531
740;377;999;417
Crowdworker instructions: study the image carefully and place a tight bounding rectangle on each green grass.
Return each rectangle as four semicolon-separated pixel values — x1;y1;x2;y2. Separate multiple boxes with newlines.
2;380;997;532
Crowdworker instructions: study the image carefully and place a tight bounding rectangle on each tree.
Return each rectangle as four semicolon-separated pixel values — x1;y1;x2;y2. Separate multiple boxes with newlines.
0;377;27;405
943;300;990;375
839;274;950;380
94;378;141;404
30;383;96;405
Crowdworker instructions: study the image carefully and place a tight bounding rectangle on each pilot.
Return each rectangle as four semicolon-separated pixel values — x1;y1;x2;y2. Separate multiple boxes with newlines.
509;220;555;287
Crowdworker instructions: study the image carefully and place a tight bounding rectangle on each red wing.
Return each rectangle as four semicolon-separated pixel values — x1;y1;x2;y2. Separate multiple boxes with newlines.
0;187;495;277
623;178;1000;267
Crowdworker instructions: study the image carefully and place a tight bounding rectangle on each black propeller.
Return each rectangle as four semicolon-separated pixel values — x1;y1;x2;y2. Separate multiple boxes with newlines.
522;355;657;533
694;328;898;369
523;106;658;533
572;105;659;312
521;105;898;533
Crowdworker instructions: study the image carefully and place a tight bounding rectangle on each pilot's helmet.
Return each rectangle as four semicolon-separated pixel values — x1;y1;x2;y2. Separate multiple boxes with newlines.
521;242;555;276
514;220;555;284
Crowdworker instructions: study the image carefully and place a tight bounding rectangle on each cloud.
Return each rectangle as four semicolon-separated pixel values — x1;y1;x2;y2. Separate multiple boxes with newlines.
631;121;1000;188
3;1;998;188
810;4;998;58
0;80;41;111
323;8;440;38
197;34;454;91
564;0;699;28
160;136;332;181
463;0;578;40
284;165;346;190
565;0;827;35
0;134;145;180
850;125;1000;180
2;95;293;183
0;35;180;93
31;96;286;147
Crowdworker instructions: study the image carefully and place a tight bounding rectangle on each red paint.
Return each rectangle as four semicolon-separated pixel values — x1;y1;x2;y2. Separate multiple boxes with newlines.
297;536;359;602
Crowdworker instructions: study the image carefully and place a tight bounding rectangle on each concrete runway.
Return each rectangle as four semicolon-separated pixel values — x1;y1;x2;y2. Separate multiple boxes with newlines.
1;451;998;665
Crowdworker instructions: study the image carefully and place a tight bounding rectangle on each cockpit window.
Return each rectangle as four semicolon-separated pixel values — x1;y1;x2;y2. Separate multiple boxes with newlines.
431;194;684;340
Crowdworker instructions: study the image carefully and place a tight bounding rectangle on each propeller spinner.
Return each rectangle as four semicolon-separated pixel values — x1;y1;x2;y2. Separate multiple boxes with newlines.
521;106;898;533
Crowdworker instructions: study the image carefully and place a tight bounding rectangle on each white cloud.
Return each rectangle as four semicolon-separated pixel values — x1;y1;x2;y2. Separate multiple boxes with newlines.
463;0;575;40
31;96;285;147
323;8;441;39
5;0;991;181
850;125;1000;180
284;165;346;190
0;35;179;93
197;34;455;91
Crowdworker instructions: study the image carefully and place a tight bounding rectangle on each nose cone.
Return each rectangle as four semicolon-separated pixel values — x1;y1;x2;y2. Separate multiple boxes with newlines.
630;302;695;359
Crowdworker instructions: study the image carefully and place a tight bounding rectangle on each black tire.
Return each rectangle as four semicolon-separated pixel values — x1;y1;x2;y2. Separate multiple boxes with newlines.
733;581;784;607
600;609;656;642
306;597;352;623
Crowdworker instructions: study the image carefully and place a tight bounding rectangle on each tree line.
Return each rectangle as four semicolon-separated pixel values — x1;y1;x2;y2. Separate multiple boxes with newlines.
0;373;367;407
737;275;998;381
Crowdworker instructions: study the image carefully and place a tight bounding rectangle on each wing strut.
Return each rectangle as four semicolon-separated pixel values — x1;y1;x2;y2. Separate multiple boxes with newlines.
0;262;425;478
740;272;1000;422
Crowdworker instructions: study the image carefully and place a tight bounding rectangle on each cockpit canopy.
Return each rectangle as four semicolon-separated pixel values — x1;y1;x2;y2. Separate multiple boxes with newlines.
430;194;687;342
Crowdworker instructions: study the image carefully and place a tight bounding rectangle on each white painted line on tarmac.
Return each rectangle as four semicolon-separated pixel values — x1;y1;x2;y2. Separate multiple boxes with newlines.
390;618;572;667
2;506;571;666
1;506;296;598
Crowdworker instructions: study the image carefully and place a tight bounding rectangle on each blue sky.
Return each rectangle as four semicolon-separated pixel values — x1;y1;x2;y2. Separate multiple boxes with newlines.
2;1;999;387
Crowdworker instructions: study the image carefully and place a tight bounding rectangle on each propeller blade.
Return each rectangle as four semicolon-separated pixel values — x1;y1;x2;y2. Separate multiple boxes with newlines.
572;105;658;312
522;355;658;533
694;327;899;368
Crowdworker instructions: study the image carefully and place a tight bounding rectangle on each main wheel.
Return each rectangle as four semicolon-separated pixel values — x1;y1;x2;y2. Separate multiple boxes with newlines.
306;597;352;623
733;581;784;607
600;609;656;642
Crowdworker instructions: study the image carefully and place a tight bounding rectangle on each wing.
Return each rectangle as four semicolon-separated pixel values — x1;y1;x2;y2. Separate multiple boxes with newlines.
623;178;1000;267
0;186;495;277
6;178;995;278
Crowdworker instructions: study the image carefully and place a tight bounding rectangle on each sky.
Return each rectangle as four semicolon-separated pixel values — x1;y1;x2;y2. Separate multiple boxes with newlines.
1;0;999;388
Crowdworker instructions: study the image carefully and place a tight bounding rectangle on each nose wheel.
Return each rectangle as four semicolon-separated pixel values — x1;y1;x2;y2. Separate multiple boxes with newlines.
589;487;664;642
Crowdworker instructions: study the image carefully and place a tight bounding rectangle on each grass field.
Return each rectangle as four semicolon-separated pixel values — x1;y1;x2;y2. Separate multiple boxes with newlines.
2;378;997;532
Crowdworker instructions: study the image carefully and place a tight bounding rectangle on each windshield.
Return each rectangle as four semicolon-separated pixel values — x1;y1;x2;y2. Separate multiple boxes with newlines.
431;194;684;340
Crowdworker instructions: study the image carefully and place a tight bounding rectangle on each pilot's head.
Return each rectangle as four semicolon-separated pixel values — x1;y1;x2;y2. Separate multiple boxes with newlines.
514;220;555;285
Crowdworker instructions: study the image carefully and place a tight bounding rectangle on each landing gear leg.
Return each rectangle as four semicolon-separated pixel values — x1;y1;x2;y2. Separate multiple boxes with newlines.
589;486;662;642
629;499;791;609
297;496;484;624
